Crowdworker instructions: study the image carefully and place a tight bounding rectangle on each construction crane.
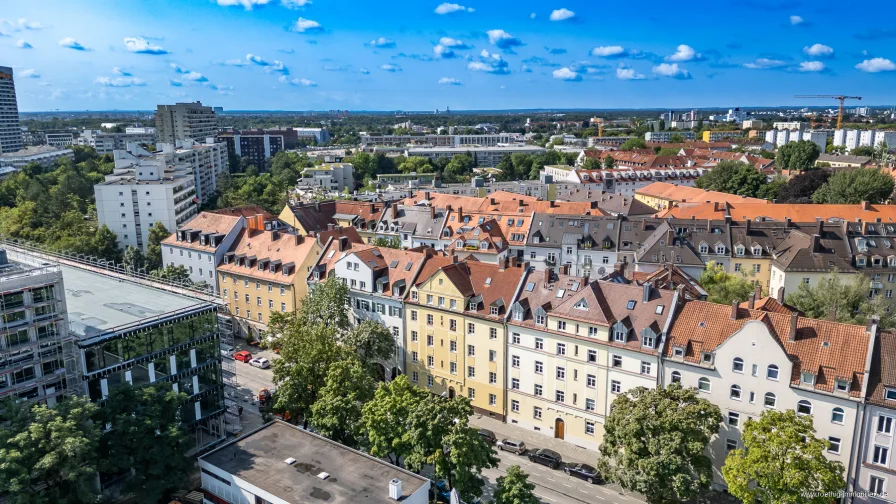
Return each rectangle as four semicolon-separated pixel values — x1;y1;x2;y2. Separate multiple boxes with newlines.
793;95;862;129
591;117;604;137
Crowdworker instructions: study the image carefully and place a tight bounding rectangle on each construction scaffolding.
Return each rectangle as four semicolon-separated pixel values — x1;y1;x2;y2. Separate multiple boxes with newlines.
217;308;242;436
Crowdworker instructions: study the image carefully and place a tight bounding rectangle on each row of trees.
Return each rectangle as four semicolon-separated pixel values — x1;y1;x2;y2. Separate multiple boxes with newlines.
0;384;192;504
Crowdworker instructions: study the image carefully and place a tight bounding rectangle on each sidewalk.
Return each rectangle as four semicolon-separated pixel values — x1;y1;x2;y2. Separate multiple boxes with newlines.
469;414;594;466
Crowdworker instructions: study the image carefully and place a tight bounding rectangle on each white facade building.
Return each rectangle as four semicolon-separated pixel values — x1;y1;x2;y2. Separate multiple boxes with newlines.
0;146;74;171
645;131;697;142
155;101;217;144
834;129;896;152
161;211;246;288
76;129;157;154
0;66;24;154
299;162;354;192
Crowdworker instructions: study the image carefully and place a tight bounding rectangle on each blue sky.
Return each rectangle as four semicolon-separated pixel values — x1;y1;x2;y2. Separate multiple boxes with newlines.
4;0;896;111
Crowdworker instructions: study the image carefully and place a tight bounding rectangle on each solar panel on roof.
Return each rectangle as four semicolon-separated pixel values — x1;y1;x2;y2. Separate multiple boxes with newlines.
389;260;399;268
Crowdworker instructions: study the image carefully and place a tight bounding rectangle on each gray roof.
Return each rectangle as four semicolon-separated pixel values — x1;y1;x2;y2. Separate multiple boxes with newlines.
817;153;872;165
772;223;854;273
379;205;447;238
526;213;621;249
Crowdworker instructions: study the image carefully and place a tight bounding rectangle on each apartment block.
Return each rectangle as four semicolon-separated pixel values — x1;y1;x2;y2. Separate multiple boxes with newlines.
405;145;546;168
76;129;156;154
0;66;24;154
155;101;218;144
299;162;354;192
216;129;285;169
161;211;247;288
644;131;697;143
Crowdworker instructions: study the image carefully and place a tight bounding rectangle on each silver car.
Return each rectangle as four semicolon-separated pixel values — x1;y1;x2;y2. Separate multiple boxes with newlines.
496;438;527;455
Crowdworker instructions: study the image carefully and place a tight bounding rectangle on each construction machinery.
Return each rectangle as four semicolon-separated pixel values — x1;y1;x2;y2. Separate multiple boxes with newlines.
793;95;862;129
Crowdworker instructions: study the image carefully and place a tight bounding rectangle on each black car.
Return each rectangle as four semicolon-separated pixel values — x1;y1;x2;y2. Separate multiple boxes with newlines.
478;428;497;444
564;463;601;484
528;448;563;469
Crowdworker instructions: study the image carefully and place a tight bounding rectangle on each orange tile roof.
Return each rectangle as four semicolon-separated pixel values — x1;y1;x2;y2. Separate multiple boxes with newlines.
635;182;768;205
446;219;507;254
445;210;532;246
666;300;870;397
217;229;319;284
209;205;277;221
405;190;602;217
658;201;896;223
311;240;426;297
162;212;243;252
866;330;896;407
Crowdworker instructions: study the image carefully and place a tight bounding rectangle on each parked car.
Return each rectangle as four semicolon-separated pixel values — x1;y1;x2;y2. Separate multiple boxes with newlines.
220;345;235;358
496;438;527;455
478;428;497;444
233;350;252;363
249;357;270;369
528;448;563;469
564;463;601;484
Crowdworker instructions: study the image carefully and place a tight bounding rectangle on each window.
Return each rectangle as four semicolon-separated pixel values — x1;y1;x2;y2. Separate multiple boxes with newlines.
557;321;567;331
732;357;744;373
467;366;475;378
697;377;711;392
751;364;758;376
534;384;543;396
870;476;886;495
449;340;457;352
449;362;457;374
796;400;813;416
642;334;655;348
533;407;542;419
535;338;544;350
611;380;621;394
412;371;418;382
438;296;444;307
671;371;681;383
427;374;434;387
555;390;565;403
831;407;845;424
838;380;851;393
874;445;890;465
427;355;434;367
556;343;566;355
587;349;597;363
489;372;497;384
673;347;684;358
767;364;779;381
730;385;742;400
281;302;286;312
426;294;433;305
726;439;738;451
511;355;520;368
511;378;519;389
589;327;599;337
411;310;418;321
535;361;543;374
764;392;777;409
511;400;520;413
614;327;626;342
728;411;740;427
427;335;434;346
467;322;475;335
489;394;497;406
467;344;475;356
734;263;742;272
426;314;434;326
612;354;622;368
828;437;841;454
556;367;566;380
878;415;894;434
640;361;651;375
468;388;475;399
585;421;595;435
585;398;595;411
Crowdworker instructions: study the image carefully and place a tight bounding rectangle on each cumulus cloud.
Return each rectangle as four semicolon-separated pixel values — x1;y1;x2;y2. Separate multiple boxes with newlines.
798;61;826;72
789;15;804;25
803;43;834;57
59;37;89;51
616;67;646;80
223;58;248;66
439;37;470;49
1;18;43;31
468;50;510;74
667;44;702;62
281;0;311;8
743;58;788;69
530;12;536;19
653;62;691;79
123;37;168;55
169;79;184;87
216;0;272;10
433;37;470;58
855;57;896;73
19;69;40;78
246;53;288;74
367;37;396;48
439;77;462;85
280;76;317;86
170;63;209;82
380;63;402;72
549;8;575;21
486;29;523;50
16;39;31;49
112;67;132;76
359;68;370;74
434;3;474;14
293;17;322;33
546;47;566;55
590;45;626;58
95;76;147;87
552;67;581;81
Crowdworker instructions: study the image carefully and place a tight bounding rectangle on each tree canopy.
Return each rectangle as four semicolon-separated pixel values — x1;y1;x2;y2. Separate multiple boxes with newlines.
620;138;648;151
310;359;376;448
493;466;540;504
695;161;769;198
598;384;722;504
776;170;830;203
775;140;821;173
699;262;758;305
811;167;895;204
785;273;896;328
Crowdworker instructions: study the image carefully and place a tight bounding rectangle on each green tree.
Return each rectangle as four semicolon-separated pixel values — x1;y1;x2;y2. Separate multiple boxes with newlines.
756;176;787;201
777;170;830;203
699;262;757;305
785;273;896;328
149;264;192;284
342;319;396;364
775;140;821;173
851;146;875;157
668;133;686;143
122;245;146;272
100;383;192;503
696;160;768;198
722;409;845;504
349;151;378;181
310;359;376;447
493;465;539;504
494;154;514;181
373;236;401;249
812;167;895;204
360;375;427;467
657;147;683;156
619;138;648;151
146;222;170;272
0;397;100;504
92;224;122;262
398;156;434;174
603;155;616;169
442;154;475;183
597;384;721;504
299;279;351;330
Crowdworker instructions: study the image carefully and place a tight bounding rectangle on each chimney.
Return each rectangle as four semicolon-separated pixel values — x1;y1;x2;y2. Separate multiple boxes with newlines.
788;311;798;342
550;200;556;208
642;281;651;302
614;261;625;275
862;220;870;235
457;207;463;222
337;236;348;251
490;197;496;206
816;218;823;236
272;230;280;241
448;248;455;259
509;256;518;268
641;219;647;231
294;234;304;245
747;292;756;309
391;205;398;220
730;300;739;320
776;286;785;303
544;267;553;284
785;217;792;228
328;223;335;231
713;201;720;212
452;254;459;264
389;478;402;501
744;219;751;235
430;206;436;220
861;200;870;210
424;191;431;200
560;264;570;275
811;234;821;252
754;282;762;301
867;315;880;336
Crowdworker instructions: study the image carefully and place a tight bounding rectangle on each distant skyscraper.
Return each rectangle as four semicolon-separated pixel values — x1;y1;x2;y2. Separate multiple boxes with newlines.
155;101;218;144
0;66;24;154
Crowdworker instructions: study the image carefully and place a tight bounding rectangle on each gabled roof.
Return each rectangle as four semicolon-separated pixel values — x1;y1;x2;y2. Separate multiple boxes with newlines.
771;225;854;273
658;201;896;223
162;211;243;251
218;229;318;283
866;330;896;408
666;300;871;397
447;219;507;254
525;213;621;249
411;258;525;321
284;202;336;233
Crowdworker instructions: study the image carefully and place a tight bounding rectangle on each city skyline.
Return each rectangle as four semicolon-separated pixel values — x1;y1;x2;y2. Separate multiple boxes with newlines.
3;0;896;112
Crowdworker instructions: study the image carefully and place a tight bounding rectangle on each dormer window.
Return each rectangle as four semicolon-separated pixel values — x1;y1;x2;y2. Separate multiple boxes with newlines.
735;246;745;256
716;245;726;255
752;246;762;256
512;306;524;321
672;346;684;357
469;301;478;311
835;379;849;393
801;372;816;385
490;306;499;315
858;257;867;267
886;388;896;401
702;352;714;364
642;334;655;348
699;243;709;254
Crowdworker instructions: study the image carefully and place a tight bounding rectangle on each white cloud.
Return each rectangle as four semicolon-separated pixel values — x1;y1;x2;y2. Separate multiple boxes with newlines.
530;12;536;19
380;63;402;72
798;61;825;72
855;58;896;73
281;0;311;8
552;67;581;81
19;69;40;78
616;67;645;80
112;67;132;76
246;53;288;73
789;15;803;25
367;37;396;48
743;58;788;69
293;17;322;33
182;71;208;82
1;18;43;31
439;77;462;85
652;62;691;79
359;68;370;74
487;29;523;50
434;3;474;14
468;51;510;74
58;37;88;51
123;37;168;55
590;45;626;57
549;8;575;21
280;76;317;86
216;0;272;10
803;43;834;57
223;58;248;66
439;37;469;48
95;76;147;87
433;37;470;59
667;44;700;62
15;39;31;49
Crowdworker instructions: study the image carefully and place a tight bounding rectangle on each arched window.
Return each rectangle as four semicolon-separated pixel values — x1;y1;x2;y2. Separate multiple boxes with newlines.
671;371;681;384
733;357;744;373
698;377;711;392
831;407;845;424
797;400;813;415
767;364;779;380
764;392;777;409
730;384;742;400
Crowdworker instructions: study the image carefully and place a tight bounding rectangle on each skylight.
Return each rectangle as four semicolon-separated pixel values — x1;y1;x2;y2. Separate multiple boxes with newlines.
626;300;636;309
525;282;535;292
